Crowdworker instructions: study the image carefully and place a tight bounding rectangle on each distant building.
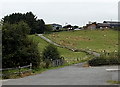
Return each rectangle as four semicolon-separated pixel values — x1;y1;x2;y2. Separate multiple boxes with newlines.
103;21;120;28
84;21;120;29
74;28;81;30
51;24;62;31
85;22;97;29
97;23;110;29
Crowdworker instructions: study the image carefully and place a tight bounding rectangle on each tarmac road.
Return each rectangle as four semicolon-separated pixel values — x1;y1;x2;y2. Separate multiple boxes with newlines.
2;63;119;85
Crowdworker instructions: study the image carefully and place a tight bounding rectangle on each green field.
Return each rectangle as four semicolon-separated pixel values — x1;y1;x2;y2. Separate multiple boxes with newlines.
29;35;88;64
44;29;118;52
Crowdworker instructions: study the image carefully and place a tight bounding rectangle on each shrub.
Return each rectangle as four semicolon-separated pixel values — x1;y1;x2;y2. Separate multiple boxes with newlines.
42;44;61;68
45;59;52;68
43;44;60;61
88;57;107;66
88;52;119;66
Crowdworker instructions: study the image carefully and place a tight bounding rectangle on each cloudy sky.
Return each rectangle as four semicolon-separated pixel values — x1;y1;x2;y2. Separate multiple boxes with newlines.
1;0;119;26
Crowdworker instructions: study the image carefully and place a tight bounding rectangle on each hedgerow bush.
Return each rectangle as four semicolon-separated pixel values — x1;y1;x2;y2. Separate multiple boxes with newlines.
88;57;107;66
42;44;61;68
88;52;120;66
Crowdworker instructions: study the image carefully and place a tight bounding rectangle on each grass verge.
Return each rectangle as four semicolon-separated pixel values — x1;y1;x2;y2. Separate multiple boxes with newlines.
107;80;120;84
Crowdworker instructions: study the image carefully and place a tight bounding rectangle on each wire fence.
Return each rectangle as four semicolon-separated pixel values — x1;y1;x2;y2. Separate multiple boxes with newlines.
52;59;65;67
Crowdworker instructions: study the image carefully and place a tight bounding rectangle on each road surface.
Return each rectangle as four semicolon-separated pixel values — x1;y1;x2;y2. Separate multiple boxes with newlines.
37;34;61;47
2;63;119;85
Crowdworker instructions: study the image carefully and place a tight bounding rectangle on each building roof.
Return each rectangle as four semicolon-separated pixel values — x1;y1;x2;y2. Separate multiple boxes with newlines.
103;21;120;24
97;23;110;27
86;22;97;27
51;23;62;27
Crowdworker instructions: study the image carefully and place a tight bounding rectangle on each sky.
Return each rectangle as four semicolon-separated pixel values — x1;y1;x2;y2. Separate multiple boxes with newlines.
1;0;119;26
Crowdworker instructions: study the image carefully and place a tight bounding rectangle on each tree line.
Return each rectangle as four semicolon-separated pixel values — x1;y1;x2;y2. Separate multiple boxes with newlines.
3;12;46;34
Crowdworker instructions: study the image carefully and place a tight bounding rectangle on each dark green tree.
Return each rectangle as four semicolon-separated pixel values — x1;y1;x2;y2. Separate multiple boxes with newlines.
45;24;53;32
35;19;45;34
2;21;41;68
63;25;73;30
73;25;79;29
43;44;60;61
24;12;37;34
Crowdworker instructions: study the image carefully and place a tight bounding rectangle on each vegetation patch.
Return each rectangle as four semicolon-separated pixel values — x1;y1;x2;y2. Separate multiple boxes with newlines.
107;80;120;84
88;52;119;66
2;68;32;79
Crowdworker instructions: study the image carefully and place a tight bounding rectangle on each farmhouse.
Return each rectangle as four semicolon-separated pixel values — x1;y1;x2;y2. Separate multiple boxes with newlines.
51;24;62;31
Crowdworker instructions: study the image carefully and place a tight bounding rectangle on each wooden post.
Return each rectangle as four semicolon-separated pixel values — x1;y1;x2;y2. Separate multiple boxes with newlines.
56;60;57;66
55;60;57;67
30;63;32;70
57;60;59;66
18;66;21;77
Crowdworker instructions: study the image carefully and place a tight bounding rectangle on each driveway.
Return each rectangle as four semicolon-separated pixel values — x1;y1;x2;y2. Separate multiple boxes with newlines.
2;63;119;85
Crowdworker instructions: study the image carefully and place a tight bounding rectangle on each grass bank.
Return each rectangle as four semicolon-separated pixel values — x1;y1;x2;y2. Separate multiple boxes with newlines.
28;35;89;64
44;29;118;52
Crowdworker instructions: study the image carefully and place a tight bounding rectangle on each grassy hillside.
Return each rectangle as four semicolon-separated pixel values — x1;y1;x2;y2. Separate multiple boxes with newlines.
44;29;118;52
28;35;88;64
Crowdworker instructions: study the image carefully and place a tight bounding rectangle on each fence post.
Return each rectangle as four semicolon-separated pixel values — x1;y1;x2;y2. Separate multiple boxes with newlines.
55;60;57;67
30;63;32;70
58;59;60;66
57;60;58;66
18;66;21;77
56;60;58;66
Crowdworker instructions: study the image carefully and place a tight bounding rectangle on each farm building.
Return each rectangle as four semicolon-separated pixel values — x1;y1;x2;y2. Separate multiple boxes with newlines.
103;21;120;28
97;23;110;29
51;24;62;31
85;22;97;29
